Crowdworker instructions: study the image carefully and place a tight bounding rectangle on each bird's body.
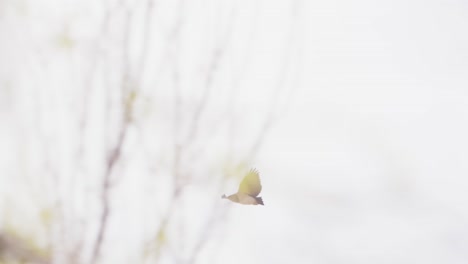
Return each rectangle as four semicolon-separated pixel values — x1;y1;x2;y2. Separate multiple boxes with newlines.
222;169;264;205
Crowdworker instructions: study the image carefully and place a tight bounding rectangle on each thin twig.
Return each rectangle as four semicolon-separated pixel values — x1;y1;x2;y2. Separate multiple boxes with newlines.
89;6;134;263
90;121;129;264
148;1;185;263
184;7;236;144
187;2;300;263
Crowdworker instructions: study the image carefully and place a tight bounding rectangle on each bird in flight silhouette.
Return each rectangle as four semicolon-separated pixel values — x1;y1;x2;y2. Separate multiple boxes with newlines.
222;169;264;205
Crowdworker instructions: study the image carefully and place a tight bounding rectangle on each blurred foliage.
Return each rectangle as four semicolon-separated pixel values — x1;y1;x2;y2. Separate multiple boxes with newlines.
39;208;54;229
124;89;138;122
55;29;74;51
1;204;53;264
156;228;166;244
143;227;167;261
0;227;50;264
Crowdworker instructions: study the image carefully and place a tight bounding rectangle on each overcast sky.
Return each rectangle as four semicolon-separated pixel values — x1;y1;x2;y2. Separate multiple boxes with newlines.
2;0;468;263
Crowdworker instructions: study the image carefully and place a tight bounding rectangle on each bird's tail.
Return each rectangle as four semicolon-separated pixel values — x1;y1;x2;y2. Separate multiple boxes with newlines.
255;197;264;205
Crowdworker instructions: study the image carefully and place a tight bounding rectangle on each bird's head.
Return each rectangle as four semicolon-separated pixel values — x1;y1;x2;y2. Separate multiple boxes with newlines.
221;194;227;199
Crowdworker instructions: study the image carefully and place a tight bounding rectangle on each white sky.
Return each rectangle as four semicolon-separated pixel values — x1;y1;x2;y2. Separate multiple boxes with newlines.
1;0;468;263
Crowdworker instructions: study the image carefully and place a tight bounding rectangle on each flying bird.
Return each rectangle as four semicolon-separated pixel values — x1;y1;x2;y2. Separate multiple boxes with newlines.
222;169;264;205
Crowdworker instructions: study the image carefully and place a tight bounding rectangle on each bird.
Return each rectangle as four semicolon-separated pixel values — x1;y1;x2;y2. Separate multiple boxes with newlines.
222;168;264;205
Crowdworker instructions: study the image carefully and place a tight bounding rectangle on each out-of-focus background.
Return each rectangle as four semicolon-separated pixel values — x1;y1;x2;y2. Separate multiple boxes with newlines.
1;0;468;263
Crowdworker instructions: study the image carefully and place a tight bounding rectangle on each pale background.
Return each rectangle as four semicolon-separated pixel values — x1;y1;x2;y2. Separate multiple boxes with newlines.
1;0;468;263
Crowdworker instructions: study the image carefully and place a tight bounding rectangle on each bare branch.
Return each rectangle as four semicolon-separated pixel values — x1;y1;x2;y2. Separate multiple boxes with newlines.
185;7;237;144
145;0;186;262
90;121;129;264
187;3;301;263
90;6;134;263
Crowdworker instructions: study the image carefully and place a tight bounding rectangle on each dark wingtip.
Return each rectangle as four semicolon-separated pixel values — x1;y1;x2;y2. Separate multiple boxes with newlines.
256;197;264;205
221;194;227;199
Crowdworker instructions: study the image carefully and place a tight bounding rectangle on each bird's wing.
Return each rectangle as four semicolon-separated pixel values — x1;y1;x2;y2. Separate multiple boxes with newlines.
238;169;262;196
